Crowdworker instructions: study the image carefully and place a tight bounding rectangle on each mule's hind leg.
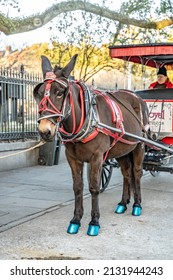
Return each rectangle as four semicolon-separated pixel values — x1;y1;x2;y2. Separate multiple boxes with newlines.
66;152;84;234
115;155;131;214
131;143;144;216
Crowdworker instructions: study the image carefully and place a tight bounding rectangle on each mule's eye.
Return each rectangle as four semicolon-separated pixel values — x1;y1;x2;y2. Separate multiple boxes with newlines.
56;90;63;98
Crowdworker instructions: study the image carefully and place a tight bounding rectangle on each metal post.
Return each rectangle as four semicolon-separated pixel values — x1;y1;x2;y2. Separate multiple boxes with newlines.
20;64;25;141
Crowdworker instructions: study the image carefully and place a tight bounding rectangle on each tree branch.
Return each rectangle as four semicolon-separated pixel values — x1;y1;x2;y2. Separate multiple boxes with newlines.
0;0;173;35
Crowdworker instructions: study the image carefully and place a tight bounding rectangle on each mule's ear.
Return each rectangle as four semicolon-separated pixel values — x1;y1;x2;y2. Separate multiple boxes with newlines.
41;55;53;79
62;54;78;78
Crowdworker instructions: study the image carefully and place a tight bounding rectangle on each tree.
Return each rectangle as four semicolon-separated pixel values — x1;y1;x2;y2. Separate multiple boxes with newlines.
42;2;169;82
44;9;125;82
0;0;173;35
1;0;172;87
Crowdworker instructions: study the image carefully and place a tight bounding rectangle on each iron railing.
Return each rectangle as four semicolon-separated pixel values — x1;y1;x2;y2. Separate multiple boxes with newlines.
0;65;42;141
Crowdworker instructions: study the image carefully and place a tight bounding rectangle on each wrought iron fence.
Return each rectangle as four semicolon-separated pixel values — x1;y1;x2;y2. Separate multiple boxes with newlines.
0;65;42;141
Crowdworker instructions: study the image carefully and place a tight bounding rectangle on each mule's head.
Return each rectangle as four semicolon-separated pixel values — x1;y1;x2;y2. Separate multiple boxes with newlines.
33;54;78;141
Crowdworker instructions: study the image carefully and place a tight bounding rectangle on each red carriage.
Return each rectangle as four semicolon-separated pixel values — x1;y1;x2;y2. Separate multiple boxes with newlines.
106;43;173;177
93;43;173;192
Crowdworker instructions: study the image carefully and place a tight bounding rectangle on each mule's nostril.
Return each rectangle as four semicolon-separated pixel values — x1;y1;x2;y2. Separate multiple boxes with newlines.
45;129;51;137
38;128;52;140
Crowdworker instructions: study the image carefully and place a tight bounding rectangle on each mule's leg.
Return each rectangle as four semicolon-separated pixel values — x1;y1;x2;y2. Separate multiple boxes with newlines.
66;153;84;234
87;156;103;236
115;155;131;214
131;143;144;216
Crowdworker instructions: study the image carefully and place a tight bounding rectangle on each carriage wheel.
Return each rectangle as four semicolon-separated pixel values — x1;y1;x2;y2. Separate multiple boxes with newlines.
100;161;114;192
87;159;114;193
150;171;160;177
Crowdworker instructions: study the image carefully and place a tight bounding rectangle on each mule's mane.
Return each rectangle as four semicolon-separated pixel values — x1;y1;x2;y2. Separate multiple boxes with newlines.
53;65;62;76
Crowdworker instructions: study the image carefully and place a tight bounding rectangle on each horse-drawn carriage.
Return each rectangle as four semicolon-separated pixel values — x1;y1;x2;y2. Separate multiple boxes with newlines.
98;43;173;192
34;43;173;235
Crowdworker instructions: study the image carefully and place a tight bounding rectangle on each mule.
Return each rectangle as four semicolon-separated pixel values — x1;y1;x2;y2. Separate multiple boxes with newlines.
33;54;149;236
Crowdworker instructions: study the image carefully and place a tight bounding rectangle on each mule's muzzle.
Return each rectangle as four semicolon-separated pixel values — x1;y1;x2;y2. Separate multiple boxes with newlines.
37;118;57;142
38;128;55;142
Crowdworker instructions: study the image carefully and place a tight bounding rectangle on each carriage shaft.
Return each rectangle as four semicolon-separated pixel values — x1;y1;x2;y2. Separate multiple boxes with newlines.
98;122;173;154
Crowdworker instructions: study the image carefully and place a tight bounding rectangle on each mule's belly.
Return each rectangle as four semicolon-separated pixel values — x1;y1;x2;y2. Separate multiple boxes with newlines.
107;142;138;159
65;138;140;162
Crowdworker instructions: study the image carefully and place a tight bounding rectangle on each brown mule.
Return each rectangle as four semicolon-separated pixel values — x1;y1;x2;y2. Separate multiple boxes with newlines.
33;54;149;236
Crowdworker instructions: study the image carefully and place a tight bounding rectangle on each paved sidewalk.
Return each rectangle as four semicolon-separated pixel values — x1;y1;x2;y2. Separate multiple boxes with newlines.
0;147;82;232
0;146;122;232
0;146;173;260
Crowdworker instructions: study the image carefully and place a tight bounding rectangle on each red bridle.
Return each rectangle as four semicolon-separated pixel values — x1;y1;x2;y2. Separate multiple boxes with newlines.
37;78;85;137
38;78;68;123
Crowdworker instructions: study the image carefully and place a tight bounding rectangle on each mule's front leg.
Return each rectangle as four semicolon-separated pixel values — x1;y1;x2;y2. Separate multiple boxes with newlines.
87;158;103;236
66;156;84;234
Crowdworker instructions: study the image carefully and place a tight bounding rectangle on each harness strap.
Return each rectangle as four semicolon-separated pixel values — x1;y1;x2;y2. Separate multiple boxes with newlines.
39;95;62;116
58;82;85;136
98;127;139;145
94;90;121;122
81;130;99;143
107;90;148;133
75;82;85;133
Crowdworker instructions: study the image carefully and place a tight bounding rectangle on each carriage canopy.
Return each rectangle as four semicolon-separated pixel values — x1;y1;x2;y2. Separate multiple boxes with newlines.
109;43;173;69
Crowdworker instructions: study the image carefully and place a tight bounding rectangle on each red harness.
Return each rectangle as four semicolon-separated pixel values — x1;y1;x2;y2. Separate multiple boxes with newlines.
81;90;138;159
58;82;85;136
38;80;139;158
38;80;63;118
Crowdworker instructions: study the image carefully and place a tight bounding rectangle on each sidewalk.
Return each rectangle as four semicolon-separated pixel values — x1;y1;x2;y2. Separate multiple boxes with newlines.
0;147;173;260
0;146;85;232
0;146;122;232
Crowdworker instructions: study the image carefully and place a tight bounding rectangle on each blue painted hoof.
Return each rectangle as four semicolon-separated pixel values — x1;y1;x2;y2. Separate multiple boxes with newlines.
132;206;142;216
115;204;126;214
67;223;80;234
87;225;100;236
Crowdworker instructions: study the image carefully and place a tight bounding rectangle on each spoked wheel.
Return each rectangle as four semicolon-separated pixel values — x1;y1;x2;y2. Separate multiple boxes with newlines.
87;159;117;193
150;171;160;177
100;160;114;192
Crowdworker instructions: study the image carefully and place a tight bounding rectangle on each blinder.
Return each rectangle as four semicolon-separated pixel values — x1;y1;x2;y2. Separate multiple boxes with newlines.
33;82;44;103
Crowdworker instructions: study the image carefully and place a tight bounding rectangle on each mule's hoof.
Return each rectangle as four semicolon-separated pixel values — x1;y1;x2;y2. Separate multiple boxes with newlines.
87;225;100;236
115;204;126;214
132;206;142;216
67;223;80;234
